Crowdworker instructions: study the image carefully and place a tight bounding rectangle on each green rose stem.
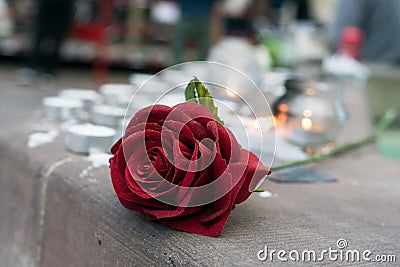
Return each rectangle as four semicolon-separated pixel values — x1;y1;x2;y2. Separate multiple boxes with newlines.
271;109;397;171
254;109;397;192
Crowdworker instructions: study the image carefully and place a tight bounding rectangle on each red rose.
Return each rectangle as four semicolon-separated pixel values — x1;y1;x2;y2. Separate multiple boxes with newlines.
109;102;271;237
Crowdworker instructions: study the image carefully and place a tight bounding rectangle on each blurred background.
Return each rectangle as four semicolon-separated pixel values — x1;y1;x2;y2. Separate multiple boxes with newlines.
1;0;399;73
0;0;337;70
0;0;399;159
0;0;339;70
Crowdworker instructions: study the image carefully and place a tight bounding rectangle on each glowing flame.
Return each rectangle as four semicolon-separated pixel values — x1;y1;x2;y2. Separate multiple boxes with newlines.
279;104;289;113
305;88;315;95
301;117;313;131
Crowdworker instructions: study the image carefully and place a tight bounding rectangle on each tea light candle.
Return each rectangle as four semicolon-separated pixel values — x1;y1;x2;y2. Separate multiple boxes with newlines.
42;96;84;120
129;73;153;87
59;89;100;109
159;69;191;86
137;78;170;95
99;84;135;105
91;105;126;127
65;124;116;154
116;96;131;109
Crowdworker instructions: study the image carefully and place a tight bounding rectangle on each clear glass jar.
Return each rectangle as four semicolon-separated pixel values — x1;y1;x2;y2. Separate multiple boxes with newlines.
273;77;347;151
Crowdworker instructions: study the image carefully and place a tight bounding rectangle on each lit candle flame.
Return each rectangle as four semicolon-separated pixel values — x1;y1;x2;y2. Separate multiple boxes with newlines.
305;88;315;95
301;117;313;131
279;104;288;113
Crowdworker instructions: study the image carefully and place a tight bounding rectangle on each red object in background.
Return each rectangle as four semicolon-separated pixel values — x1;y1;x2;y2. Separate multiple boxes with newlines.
69;0;115;87
339;27;364;61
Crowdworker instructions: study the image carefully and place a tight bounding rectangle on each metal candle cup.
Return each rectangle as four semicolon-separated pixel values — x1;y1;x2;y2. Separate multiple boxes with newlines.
99;84;135;105
91;105;126;127
42;96;84;120
129;73;153;88
59;89;101;110
65;124;116;154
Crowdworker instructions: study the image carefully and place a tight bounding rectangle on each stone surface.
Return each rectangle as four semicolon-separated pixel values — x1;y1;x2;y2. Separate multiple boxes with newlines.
0;139;40;267
0;63;399;266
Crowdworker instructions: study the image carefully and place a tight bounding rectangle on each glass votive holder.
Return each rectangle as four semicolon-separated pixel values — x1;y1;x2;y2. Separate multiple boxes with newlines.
273;77;346;152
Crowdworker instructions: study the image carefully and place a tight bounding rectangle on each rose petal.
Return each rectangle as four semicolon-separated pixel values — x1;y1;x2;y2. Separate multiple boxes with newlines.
126;104;171;129
110;138;122;154
234;150;271;204
168;103;211;140
125;122;163;139
173;102;215;128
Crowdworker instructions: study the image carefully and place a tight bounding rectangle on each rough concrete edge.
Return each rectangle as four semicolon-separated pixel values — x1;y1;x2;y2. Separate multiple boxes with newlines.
35;156;76;267
0;132;82;267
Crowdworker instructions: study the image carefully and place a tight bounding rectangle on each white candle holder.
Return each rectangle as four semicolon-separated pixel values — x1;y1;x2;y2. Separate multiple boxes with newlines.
65;124;116;154
42;96;84;120
91;105;126;127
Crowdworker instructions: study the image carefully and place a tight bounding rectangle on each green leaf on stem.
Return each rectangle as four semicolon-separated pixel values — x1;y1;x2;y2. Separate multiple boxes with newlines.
184;77;224;125
253;188;265;192
184;78;198;103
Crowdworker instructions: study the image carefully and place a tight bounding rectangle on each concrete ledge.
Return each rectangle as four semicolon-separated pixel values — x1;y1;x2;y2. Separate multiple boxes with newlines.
2;121;400;266
1;125;266;266
0;140;41;267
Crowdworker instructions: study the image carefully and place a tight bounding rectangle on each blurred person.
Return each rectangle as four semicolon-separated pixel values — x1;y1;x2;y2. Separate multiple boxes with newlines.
173;0;217;63
112;0;129;42
17;0;75;86
266;0;313;27
332;0;400;65
294;0;310;21
0;0;13;38
223;0;256;41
